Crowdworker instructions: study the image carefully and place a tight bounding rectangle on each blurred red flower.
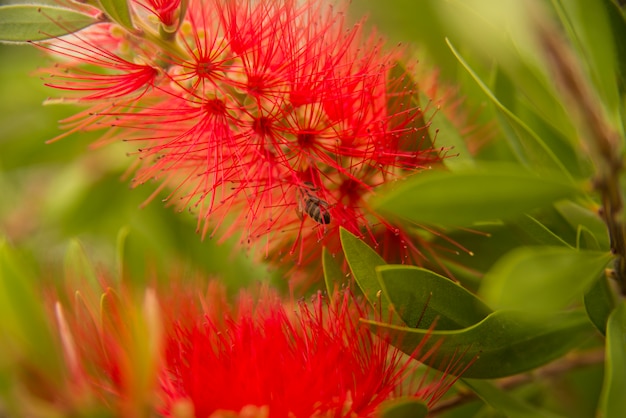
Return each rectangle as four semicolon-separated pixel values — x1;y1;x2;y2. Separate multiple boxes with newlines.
159;286;464;417
46;277;468;417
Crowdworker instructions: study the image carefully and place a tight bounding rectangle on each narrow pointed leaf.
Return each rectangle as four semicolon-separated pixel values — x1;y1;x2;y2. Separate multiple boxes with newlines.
599;301;626;417
373;165;579;227
577;225;601;250
0;241;63;379
98;0;134;31
419;91;474;171
584;273;616;335
0;4;98;43
364;309;593;378
553;0;622;129
447;39;574;179
463;379;565;418
479;246;611;312
322;247;344;296
555;200;610;250
340;228;390;311
379;398;428;418
64;239;99;289
376;265;492;330
507;215;572;248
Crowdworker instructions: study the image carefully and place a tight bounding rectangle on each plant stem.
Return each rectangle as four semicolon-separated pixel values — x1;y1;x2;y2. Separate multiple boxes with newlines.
538;17;626;295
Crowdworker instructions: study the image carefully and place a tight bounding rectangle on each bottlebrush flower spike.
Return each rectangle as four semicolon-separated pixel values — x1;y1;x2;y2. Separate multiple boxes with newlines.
35;0;446;272
159;285;466;417
42;272;468;417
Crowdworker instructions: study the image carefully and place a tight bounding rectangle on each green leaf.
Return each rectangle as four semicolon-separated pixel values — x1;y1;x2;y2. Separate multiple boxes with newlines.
599;301;626;418
340;228;390;312
379;398;428;418
555;201;610;250
322;247;344;296
585;273;616;335
0;241;63;380
364;309;593;378
376;265;492;329
64;239;99;289
577;225;601;250
98;0;134;31
446;39;574;179
373;164;579;227
552;0;622;130
463;379;565;418
480;246;611;312
420;92;475;171
507;215;572;248
387;62;433;151
0;4;98;43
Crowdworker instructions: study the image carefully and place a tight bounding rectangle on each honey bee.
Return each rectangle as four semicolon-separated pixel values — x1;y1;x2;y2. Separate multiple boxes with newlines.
297;182;331;225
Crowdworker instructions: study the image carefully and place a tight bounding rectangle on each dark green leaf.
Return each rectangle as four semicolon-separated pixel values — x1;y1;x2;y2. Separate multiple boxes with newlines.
98;0;134;31
322;247;344;296
0;4;98;43
585;273;617;335
340;228;390;312
480;246;611;312
379;398;428;418
373;164;579;227
599;301;626;418
364;309;593;378
376;265;492;329
463;379;565;418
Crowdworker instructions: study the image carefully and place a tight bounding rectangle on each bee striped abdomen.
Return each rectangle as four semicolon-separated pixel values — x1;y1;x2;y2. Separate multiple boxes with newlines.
304;196;331;225
297;182;332;225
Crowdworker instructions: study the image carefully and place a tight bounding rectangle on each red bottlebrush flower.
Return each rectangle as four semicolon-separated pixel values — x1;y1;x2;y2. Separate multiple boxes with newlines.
159;286;464;417
42;271;467;417
36;0;447;276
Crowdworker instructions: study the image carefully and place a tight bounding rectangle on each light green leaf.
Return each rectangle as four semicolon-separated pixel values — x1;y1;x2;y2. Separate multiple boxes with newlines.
387;62;434;151
0;4;98;43
373;164;579;227
599;301;626;418
340;228;390;312
379;398;428;418
364;309;593;379
480;246;611;312
463;379;565;418
64;239;99;290
577;225;601;250
446;39;574;180
555;201;610;250
322;247;344;296
552;0;622;131
376;265;492;329
0;241;63;380
507;215;572;248
420;93;475;171
98;0;134;31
